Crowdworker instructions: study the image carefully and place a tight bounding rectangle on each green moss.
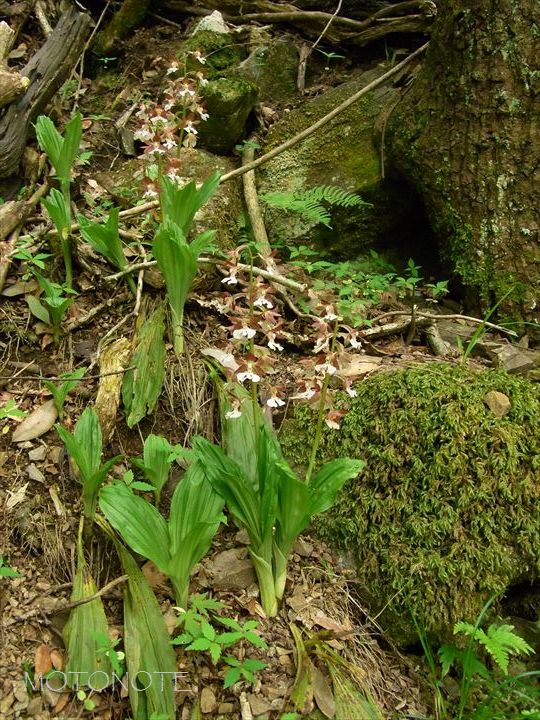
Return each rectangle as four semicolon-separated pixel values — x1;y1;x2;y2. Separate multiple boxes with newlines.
198;78;257;154
94;0;150;56
280;364;540;643
177;31;246;77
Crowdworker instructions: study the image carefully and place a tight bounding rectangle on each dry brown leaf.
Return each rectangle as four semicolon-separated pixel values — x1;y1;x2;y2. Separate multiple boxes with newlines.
34;644;52;675
50;649;64;671
313;665;336;718
12;399;58;443
52;692;70;714
313;613;354;635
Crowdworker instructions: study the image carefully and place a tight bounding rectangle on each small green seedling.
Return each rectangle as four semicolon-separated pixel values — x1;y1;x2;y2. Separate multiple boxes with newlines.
42;368;85;420
223;656;267;688
95;632;126;676
0;399;27;421
172;594;267;686
27;274;77;341
121;469;155;493
76;689;96;712
0;556;22;578
131;433;175;504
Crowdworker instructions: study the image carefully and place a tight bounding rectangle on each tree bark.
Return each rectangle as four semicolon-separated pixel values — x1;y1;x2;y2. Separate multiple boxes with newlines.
387;0;540;321
0;7;92;179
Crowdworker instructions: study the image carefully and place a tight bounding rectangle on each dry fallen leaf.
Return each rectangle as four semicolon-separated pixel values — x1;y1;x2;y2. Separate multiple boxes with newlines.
313;665;336;719
5;482;29;509
34;644;52;675
12;400;58;443
50;649;64;671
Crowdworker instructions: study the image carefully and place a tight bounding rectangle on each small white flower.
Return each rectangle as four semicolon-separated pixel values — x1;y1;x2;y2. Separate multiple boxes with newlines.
237;371;261;383
232;327;256;340
146;143;166;155
346;387;357;398
143;187;159;198
199;77;209;86
184;122;198;135
134;128;153;142
315;362;337;376
254;296;273;309
349;337;362;349
163;137;177;149
267;396;285;408
221;274;238;285
293;387;316;400
325;417;341;430
193;51;206;64
323;312;338;321
313;337;329;354
268;338;284;352
199;111;209;121
166;62;179;75
149;114;166;125
178;86;196;99
225;408;242;419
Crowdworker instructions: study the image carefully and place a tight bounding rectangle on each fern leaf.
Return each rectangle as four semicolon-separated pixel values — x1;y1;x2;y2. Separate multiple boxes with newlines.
260;185;368;229
302;185;368;208
479;624;534;675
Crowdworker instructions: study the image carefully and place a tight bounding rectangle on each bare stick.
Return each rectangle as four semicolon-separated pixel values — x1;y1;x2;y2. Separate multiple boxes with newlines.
52;575;128;613
372;310;518;338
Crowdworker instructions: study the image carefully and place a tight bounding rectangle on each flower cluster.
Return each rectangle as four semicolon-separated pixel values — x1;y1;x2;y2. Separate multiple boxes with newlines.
213;253;366;429
134;50;209;164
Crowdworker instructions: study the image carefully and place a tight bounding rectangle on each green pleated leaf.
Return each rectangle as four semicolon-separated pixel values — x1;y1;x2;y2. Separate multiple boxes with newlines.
63;537;112;691
160;172;220;234
132;434;174;504
191;437;262;547
117;544;176;720
308;458;364;516
42;188;70;237
99;481;170;573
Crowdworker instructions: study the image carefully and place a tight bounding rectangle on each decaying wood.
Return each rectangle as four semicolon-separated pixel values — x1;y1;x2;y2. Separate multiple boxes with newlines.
361;316;430;340
0;7;92;179
166;0;436;45
0;21;29;109
424;323;453;357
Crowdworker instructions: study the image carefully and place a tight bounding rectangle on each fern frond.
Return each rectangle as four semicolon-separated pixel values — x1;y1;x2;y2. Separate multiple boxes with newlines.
260;185;367;229
455;621;534;675
301;185;367;208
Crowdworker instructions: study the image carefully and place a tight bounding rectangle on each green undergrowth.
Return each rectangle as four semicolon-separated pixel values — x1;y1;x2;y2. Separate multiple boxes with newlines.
280;363;540;643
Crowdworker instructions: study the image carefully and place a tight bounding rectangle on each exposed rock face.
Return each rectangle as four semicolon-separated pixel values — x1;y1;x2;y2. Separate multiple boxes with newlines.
280;363;540;645
258;67;427;262
237;36;299;103
198;77;258;154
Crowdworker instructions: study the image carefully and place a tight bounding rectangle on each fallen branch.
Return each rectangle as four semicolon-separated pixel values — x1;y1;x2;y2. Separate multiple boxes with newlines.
105;257;306;292
51;575;128;613
361;316;430;340
371;310;518;338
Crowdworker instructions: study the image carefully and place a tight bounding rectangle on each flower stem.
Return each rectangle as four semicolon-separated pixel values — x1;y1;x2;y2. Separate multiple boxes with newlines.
305;319;339;483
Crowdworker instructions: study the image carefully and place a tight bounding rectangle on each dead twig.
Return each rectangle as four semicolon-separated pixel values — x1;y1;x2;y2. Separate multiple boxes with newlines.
372;310;518;338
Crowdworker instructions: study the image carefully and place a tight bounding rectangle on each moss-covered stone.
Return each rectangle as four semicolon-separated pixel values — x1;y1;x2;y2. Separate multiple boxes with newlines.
258;67;419;258
280;363;540;644
179;29;246;77
237;36;299;103
94;0;150;56
198;78;258;154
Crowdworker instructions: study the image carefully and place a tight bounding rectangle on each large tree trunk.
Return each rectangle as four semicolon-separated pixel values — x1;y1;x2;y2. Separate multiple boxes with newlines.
387;0;539;322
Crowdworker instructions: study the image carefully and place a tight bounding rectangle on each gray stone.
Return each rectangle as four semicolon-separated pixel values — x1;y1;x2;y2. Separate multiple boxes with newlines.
209;548;256;589
238;37;299;103
199;77;258;154
200;687;217;714
192;11;229;35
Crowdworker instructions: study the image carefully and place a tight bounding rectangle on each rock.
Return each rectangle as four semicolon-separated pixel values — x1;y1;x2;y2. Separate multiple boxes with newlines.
281;363;540;644
218;702;234;714
0;692;15;714
238;36;299;103
248;693;272;717
200;687;217;714
478;342;538;374
93;149;243;250
26;696;43;715
199;77;258;154
26;463;45;483
235;528;250;544
28;445;46;462
483;390;512;418
259;66;421;260
192;11;229;35
209;548;256;589
293;537;313;557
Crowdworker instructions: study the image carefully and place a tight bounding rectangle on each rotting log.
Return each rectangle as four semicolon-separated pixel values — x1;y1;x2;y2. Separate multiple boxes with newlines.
0;21;29;110
0;6;92;179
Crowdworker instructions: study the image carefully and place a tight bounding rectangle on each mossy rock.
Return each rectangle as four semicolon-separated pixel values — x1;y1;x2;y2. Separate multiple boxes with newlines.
93;149;243;250
237;36;299;103
258;66;420;259
178;29;246;77
280;363;540;645
199;78;258;154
